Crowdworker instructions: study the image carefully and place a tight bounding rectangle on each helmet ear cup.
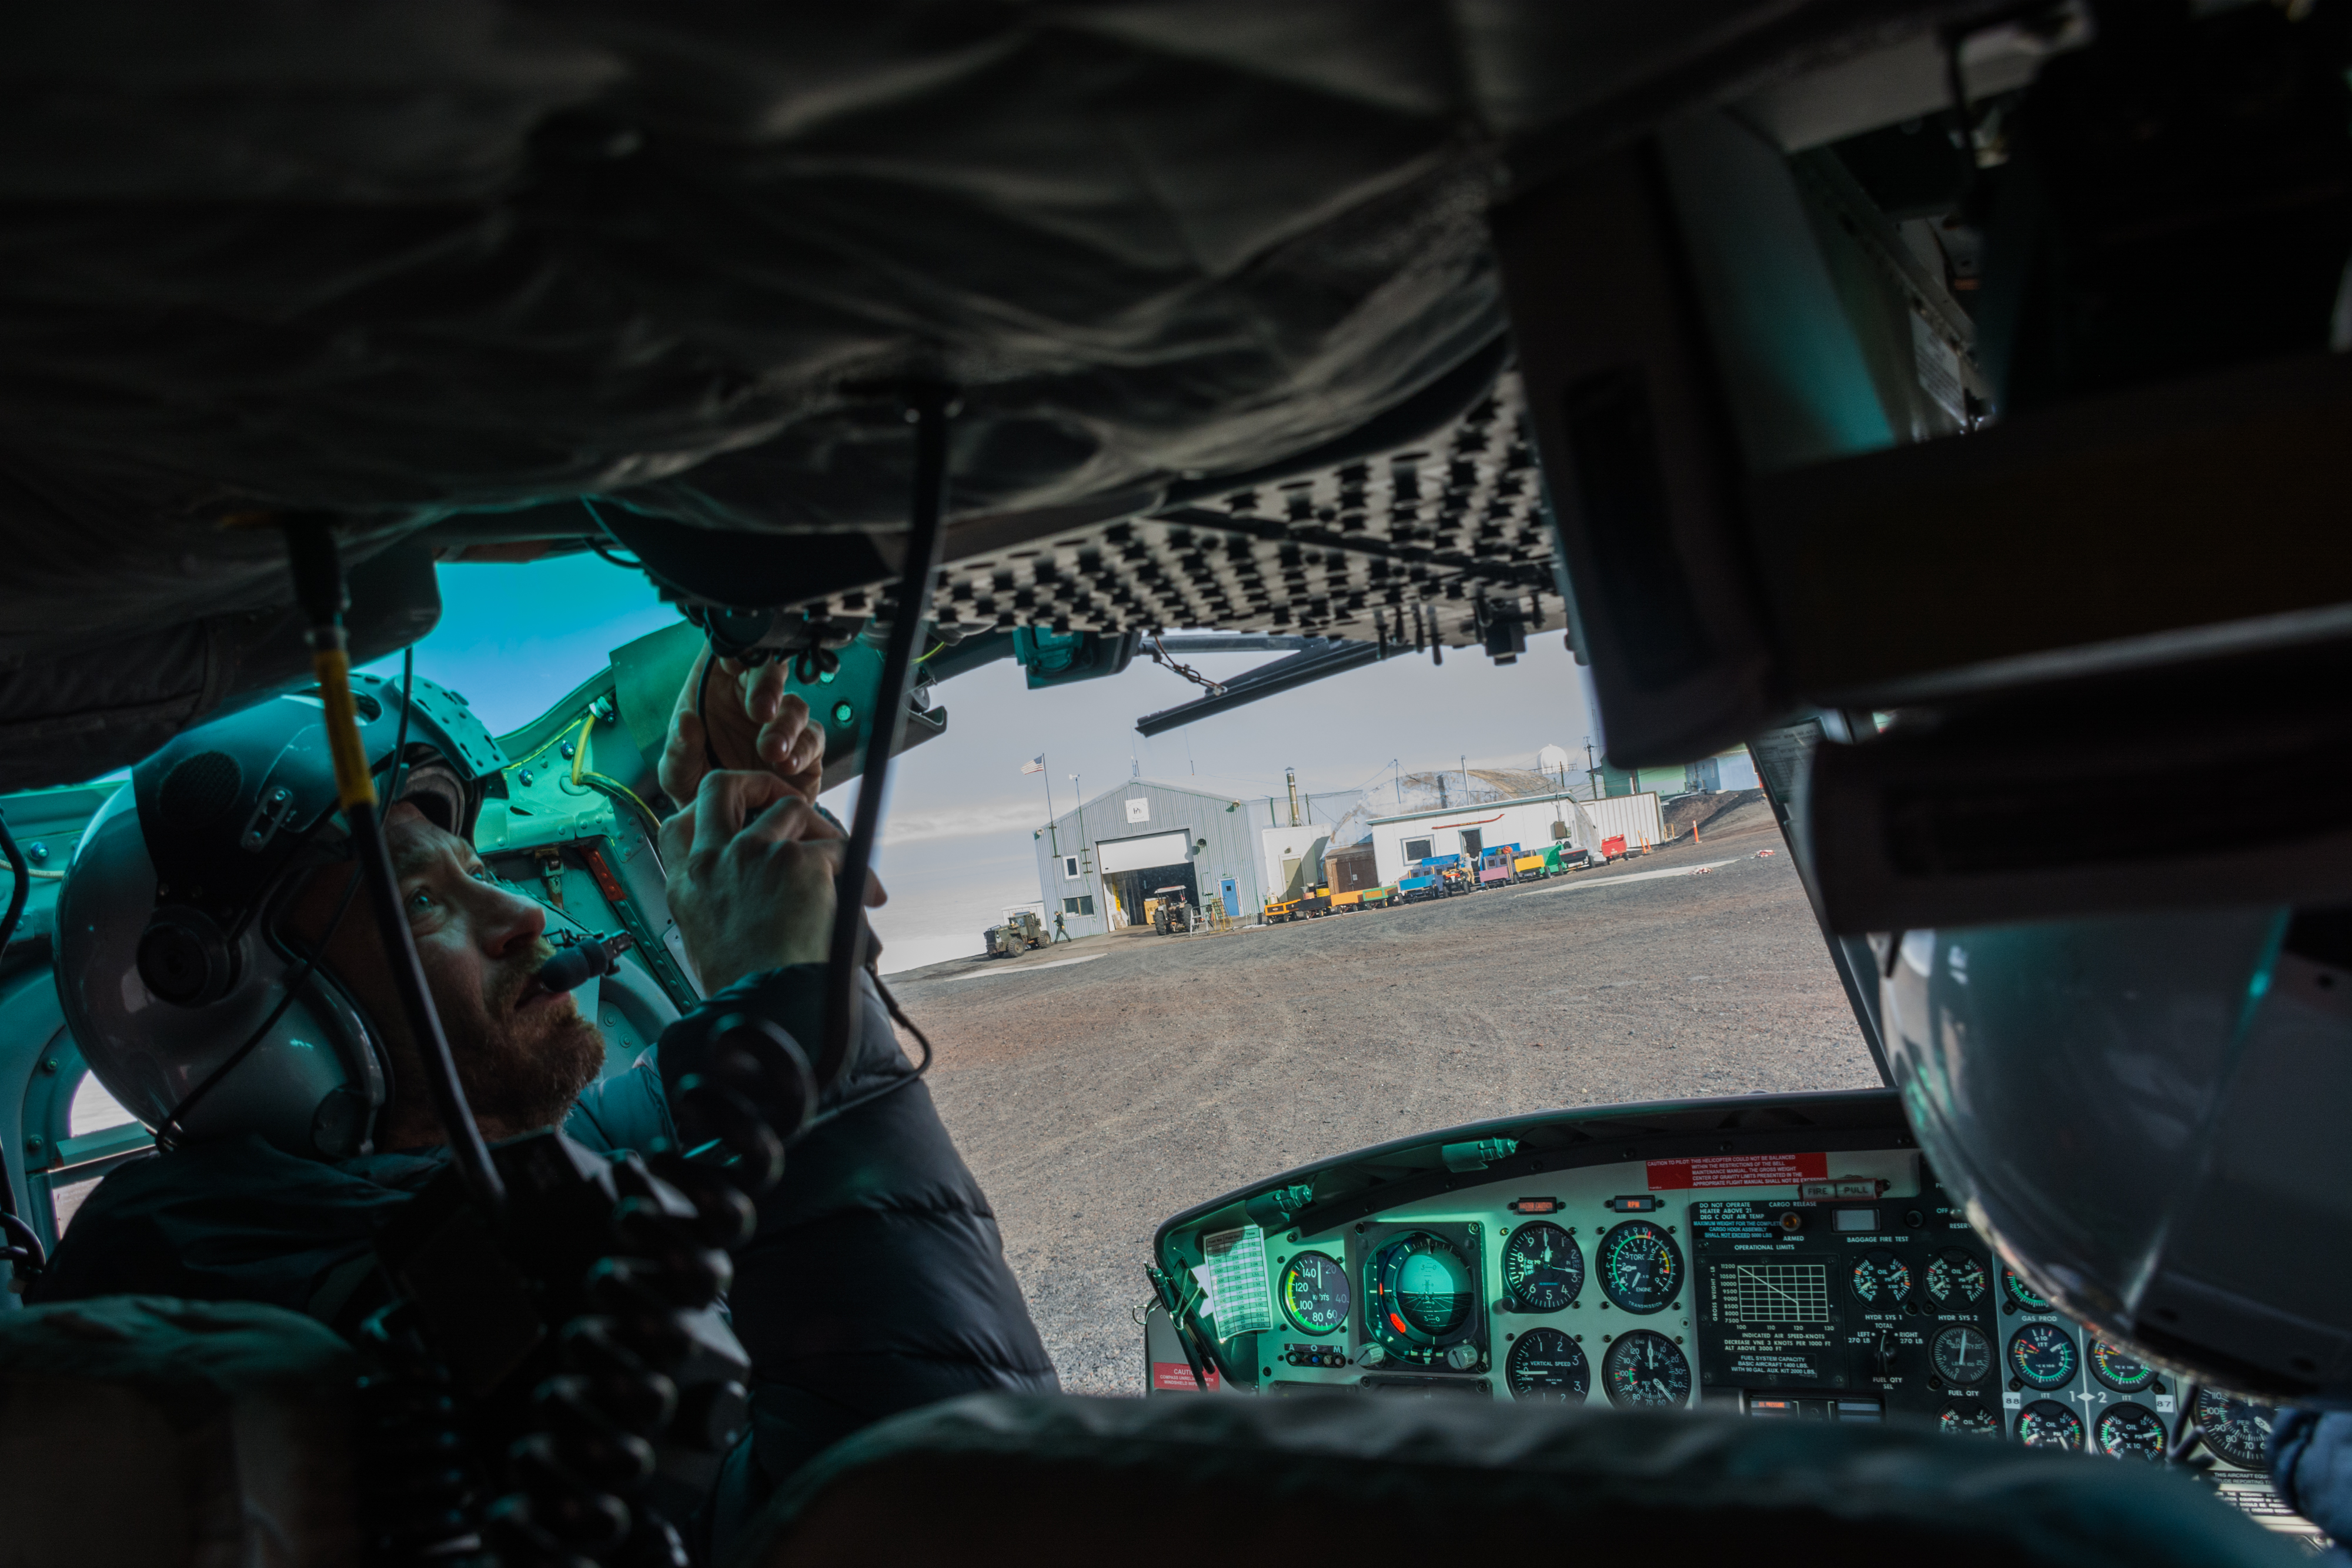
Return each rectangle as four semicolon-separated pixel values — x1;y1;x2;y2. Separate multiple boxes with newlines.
136;908;238;1006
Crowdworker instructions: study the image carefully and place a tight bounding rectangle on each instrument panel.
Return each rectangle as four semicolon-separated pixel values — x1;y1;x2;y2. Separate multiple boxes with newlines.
1148;1094;2317;1544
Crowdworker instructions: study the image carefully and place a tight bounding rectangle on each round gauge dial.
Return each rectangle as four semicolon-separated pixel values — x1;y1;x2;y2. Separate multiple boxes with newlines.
1937;1402;2000;1438
1505;1327;1589;1401
1924;1248;1988;1308
1366;1232;1475;1350
1602;1331;1692;1409
2089;1340;2157;1394
2017;1399;2086;1450
1850;1249;1913;1308
1930;1325;1993;1386
1278;1253;1351;1336
1597;1221;1683;1314
1502;1223;1584;1312
2003;1267;2053;1313
2191;1388;2278;1470
2095;1403;2168;1463
2007;1322;2077;1389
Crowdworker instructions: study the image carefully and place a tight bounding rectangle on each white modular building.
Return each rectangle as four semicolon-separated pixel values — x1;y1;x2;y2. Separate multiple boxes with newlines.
1365;790;1666;885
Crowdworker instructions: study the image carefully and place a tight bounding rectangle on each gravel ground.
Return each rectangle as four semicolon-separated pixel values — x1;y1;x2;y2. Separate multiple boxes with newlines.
887;803;1879;1395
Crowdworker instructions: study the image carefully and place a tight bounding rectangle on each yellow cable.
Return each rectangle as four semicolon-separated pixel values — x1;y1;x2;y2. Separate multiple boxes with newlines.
582;773;663;835
569;714;594;788
309;645;378;809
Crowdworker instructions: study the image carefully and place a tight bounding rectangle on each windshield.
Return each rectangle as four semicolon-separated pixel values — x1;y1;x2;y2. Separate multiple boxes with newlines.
351;561;1877;1395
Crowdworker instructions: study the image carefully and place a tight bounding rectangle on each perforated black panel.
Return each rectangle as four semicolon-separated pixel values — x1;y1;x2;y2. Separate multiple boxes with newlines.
808;375;1561;650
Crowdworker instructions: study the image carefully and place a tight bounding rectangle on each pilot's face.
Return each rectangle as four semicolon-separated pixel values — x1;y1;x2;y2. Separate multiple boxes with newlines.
289;803;604;1149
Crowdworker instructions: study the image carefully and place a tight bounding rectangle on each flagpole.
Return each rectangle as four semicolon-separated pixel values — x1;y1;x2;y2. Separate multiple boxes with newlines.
1041;755;1055;839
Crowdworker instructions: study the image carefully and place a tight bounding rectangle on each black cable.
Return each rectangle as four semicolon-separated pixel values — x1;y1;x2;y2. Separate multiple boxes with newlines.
800;974;934;1133
158;647;414;1149
285;519;505;1214
577;496;644;569
817;385;953;1089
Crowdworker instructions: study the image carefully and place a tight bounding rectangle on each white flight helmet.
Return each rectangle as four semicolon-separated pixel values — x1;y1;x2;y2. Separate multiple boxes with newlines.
55;676;505;1159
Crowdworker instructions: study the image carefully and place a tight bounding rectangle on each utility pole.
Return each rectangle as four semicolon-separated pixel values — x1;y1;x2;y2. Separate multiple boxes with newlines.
1461;754;1470;805
1391;758;1402;808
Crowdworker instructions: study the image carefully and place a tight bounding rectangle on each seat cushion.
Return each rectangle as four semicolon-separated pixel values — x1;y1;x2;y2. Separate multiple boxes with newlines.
733;1392;2306;1568
0;1295;358;1567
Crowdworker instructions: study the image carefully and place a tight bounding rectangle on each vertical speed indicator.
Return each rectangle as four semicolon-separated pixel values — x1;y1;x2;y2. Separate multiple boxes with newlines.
1597;1219;1683;1313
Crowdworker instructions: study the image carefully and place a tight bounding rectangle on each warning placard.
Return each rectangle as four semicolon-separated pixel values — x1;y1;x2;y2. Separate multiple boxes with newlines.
1648;1152;1828;1191
1151;1360;1221;1392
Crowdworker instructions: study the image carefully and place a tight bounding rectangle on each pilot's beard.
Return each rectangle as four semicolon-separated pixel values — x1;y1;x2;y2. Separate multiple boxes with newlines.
379;950;606;1146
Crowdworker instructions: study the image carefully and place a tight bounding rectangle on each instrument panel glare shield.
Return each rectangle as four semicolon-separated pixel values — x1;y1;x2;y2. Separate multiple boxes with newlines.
1502;1222;1584;1312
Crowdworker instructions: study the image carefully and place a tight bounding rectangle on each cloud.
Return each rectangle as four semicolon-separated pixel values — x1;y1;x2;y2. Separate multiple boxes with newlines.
878;797;1047;845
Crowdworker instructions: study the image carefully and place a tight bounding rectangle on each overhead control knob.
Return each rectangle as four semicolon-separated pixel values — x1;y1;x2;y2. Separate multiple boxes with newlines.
1445;1342;1481;1372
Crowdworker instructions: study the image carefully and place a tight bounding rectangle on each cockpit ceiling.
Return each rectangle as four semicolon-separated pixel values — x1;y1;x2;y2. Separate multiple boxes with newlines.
0;1;1970;650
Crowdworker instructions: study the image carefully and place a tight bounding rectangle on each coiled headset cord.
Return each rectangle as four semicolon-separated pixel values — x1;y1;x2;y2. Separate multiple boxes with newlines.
482;392;955;1568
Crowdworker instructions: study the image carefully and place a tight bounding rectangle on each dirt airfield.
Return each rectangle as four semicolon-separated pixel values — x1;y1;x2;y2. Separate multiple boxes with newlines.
887;798;1878;1395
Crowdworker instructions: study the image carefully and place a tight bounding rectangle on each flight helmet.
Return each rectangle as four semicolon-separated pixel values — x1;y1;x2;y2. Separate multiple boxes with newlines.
1883;908;2352;1405
55;676;506;1159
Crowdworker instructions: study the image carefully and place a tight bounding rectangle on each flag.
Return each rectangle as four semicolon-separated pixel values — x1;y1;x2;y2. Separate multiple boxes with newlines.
1021;755;1044;774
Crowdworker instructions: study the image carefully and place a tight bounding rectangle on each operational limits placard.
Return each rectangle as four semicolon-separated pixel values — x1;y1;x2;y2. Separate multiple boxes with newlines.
1691;1201;1847;1389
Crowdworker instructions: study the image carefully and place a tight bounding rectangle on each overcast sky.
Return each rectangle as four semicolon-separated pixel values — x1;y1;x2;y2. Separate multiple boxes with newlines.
378;553;1601;970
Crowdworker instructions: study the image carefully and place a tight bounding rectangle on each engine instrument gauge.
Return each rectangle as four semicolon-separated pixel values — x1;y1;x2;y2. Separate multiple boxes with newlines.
2095;1403;2168;1462
1602;1331;1692;1409
2089;1340;2157;1394
2191;1388;2278;1469
1937;1402;2000;1437
1850;1249;1913;1307
2007;1322;2077;1389
2003;1267;2054;1313
1930;1325;1993;1385
1278;1253;1351;1336
1597;1220;1683;1314
1365;1232;1476;1355
1924;1248;1987;1308
1505;1327;1589;1401
2017;1400;2086;1450
1502;1223;1584;1312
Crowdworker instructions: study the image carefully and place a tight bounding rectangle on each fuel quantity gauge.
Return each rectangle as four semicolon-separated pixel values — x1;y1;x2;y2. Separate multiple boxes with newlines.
1930;1325;1992;1386
2007;1323;2077;1389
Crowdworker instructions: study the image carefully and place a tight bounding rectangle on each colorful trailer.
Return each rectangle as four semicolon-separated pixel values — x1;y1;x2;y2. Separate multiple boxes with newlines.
1476;844;1522;887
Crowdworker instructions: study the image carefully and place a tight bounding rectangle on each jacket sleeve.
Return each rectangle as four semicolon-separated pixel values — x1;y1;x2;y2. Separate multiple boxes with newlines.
649;964;1058;1500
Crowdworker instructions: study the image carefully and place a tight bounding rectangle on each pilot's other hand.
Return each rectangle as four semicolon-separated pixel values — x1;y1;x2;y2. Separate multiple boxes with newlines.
660;771;884;992
660;650;826;810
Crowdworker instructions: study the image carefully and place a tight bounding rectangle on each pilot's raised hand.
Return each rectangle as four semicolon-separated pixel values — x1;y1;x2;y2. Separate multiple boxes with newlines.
659;650;827;810
660;770;883;992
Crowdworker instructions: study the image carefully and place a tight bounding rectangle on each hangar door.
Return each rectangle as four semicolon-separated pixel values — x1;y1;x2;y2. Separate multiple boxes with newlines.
1097;830;1197;925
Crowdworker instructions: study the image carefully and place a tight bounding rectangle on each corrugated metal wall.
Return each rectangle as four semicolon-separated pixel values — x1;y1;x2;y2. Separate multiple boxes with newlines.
1364;791;1666;882
1033;780;1272;937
